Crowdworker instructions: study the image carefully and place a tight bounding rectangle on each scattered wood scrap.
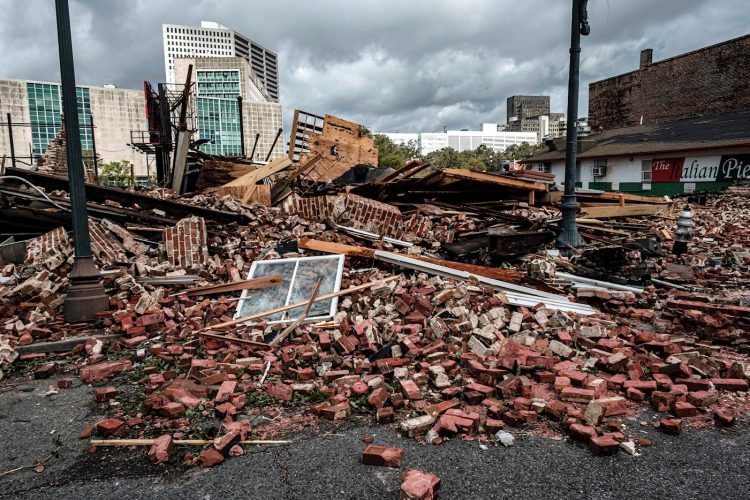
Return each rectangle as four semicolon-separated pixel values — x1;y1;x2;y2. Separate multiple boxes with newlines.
174;274;282;297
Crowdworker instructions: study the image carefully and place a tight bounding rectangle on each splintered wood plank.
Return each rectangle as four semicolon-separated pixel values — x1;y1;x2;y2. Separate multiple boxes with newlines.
195;160;256;190
176;274;283;297
579;204;666;219
441;169;548;192
223;157;292;188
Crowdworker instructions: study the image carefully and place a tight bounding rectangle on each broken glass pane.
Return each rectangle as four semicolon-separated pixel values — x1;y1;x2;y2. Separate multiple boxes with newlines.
234;255;344;324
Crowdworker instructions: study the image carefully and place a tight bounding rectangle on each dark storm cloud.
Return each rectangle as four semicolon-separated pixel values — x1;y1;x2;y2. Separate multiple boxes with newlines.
1;0;748;132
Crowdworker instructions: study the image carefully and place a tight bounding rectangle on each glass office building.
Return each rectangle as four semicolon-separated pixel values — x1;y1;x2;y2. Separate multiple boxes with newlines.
26;82;92;159
196;70;242;156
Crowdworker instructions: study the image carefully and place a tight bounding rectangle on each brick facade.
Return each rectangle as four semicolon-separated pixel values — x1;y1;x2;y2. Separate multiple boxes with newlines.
589;35;750;130
89;221;128;264
280;193;403;238
164;216;209;269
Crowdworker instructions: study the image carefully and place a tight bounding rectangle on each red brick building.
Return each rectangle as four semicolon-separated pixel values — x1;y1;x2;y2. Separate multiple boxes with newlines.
588;34;750;130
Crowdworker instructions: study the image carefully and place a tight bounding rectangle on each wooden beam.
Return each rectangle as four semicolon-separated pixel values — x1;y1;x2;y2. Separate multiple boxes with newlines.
195;160;256;190
240;183;272;205
271;153;322;201
441;169;549;192
204;276;400;330
222;157;292;188
297;238;525;284
579;204;666;219
576;191;671;204
375;160;420;184
91;439;290;447
174;274;282;297
298;237;375;258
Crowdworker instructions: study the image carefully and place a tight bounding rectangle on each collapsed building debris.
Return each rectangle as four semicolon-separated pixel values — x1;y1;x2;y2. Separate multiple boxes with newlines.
1;108;750;479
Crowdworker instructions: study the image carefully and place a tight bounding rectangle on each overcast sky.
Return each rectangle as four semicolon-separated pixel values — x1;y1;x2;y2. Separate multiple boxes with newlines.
1;0;748;133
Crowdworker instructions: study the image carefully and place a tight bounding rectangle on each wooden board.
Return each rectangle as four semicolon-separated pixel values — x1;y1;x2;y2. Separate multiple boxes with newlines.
196;160;256;190
441;169;549;192
241;183;272;206
179;274;281;297
223;157;292;188
579;204;666;219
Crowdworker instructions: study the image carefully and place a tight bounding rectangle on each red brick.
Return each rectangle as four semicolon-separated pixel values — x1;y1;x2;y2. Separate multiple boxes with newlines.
362;445;404;468
686;390;719;408
94;418;127;437
673;400;698;417
714;408;736;426
80;359;132;383
659;418;683;435
589;436;620;455
148;434;173;464
400;469;441;500
198;448;224;468
400;379;423;401
710;378;748;392
561;387;596;403
368;387;390;408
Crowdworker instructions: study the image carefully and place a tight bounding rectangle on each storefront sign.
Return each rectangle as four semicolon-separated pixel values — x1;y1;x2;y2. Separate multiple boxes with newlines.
652;154;750;183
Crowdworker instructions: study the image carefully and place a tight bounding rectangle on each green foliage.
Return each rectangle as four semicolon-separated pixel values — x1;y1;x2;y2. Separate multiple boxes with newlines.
99;160;132;187
373;133;538;173
374;134;420;169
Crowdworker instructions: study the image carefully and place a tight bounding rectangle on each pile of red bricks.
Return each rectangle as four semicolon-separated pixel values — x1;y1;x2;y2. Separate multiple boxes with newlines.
1;189;749;477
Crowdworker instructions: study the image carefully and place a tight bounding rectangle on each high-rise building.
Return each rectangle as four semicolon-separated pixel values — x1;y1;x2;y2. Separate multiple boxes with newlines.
174;57;283;162
162;21;279;101
506;95;550;123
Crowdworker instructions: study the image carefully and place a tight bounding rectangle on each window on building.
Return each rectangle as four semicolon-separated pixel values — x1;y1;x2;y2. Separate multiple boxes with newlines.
537;162;551;173
641;160;652;182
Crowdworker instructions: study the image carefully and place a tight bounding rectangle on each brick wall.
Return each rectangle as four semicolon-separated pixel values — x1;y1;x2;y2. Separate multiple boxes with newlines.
36;119;100;179
89;221;128;264
589;35;750;129
164;216;209;269
280;193;403;238
24;227;72;270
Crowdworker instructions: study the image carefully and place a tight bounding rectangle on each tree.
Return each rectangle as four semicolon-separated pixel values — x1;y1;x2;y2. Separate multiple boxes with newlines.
424;147;461;170
99;160;131;187
500;142;536;161
373;134;421;168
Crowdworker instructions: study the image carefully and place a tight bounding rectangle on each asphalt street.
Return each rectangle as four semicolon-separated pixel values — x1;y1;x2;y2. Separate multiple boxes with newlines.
0;373;748;500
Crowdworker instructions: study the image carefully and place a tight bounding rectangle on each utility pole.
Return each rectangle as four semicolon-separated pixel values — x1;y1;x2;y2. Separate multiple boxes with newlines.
55;0;110;322
556;0;590;253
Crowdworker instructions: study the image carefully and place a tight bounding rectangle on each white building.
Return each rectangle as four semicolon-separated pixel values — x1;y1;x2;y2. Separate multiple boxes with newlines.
379;133;419;146
162;21;279;101
380;126;537;156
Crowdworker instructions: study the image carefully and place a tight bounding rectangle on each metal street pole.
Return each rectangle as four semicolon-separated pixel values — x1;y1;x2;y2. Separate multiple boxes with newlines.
55;0;110;322
556;0;590;253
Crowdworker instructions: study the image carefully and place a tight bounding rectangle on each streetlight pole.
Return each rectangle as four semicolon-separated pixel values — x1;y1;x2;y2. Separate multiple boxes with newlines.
55;0;110;322
556;0;590;253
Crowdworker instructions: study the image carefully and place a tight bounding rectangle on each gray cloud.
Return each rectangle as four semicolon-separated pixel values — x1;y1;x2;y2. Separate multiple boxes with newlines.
0;0;748;133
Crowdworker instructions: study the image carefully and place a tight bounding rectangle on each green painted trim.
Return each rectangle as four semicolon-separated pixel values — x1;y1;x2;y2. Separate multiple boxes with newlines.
618;182;643;192
588;182;612;190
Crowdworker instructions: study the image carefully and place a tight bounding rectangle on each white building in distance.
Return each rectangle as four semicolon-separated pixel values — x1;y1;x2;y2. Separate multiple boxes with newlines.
163;21;279;101
378;124;537;155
